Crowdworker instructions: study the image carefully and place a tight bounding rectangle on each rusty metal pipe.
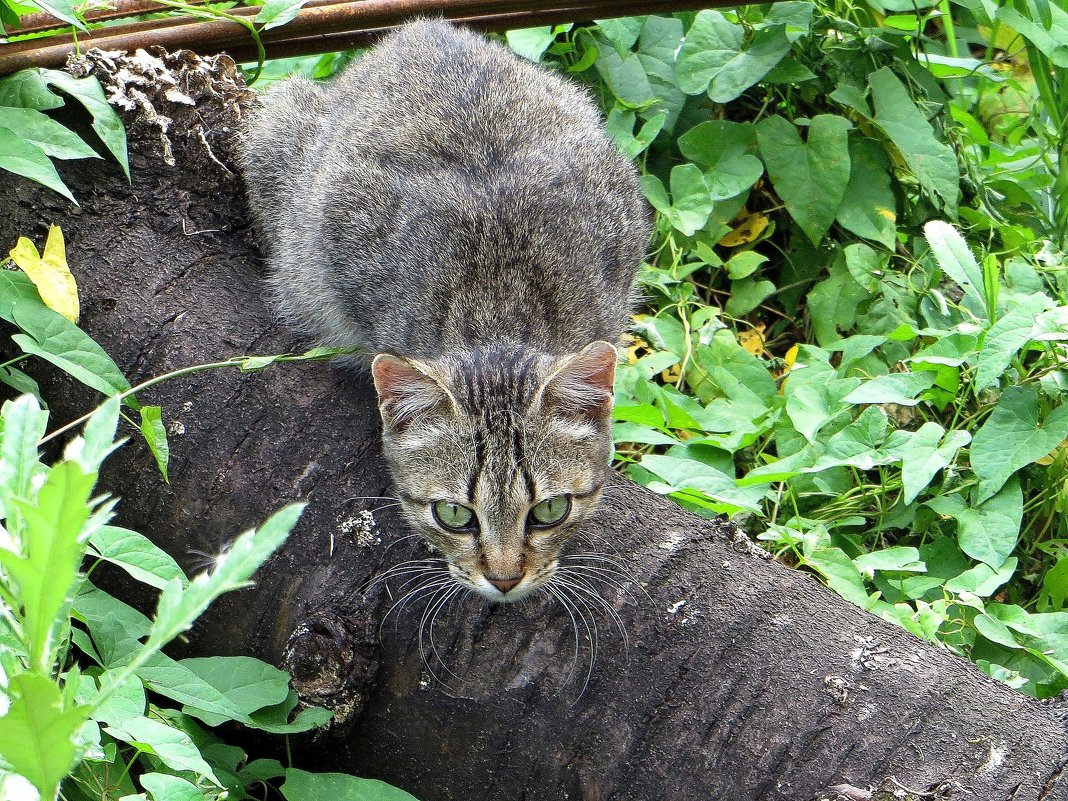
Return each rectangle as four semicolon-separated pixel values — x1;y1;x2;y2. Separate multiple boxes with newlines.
4;0;189;37
225;0;733;63
0;0;721;75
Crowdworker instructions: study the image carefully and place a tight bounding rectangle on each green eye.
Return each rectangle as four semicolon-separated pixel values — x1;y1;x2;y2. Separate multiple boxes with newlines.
432;501;476;531
529;495;571;528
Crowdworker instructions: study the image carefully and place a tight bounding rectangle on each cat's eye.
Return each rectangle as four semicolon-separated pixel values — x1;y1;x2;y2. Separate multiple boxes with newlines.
432;501;476;531
529;495;571;528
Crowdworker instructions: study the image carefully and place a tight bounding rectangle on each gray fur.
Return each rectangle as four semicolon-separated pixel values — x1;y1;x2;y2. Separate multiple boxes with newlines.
237;20;650;602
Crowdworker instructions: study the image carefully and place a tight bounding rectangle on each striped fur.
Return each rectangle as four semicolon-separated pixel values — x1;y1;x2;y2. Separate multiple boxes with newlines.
237;20;650;601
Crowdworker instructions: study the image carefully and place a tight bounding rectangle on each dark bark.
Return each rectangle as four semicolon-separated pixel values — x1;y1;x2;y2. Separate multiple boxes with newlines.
3;49;1067;801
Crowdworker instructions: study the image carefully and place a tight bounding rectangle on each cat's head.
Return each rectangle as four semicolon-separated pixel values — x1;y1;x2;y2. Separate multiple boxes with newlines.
371;342;616;602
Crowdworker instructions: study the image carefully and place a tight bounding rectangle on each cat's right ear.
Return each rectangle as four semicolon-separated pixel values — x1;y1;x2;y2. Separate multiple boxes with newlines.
371;354;455;430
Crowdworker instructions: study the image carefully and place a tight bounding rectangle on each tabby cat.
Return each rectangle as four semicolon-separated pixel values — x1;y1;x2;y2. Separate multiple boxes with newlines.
237;19;650;602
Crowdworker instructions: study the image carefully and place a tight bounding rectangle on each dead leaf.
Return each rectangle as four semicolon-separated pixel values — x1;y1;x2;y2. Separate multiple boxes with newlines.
9;225;79;323
718;212;770;247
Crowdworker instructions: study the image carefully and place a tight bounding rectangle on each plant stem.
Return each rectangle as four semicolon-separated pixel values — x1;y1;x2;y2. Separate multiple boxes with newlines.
39;349;353;446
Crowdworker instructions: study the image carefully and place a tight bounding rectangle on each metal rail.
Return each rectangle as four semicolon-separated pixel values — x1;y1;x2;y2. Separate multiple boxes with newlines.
0;0;733;75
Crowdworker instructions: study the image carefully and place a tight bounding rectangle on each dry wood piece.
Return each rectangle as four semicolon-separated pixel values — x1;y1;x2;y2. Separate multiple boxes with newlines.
1;48;1066;801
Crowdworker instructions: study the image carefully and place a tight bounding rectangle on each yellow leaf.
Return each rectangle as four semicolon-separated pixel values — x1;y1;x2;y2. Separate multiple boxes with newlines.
737;325;767;357
661;363;682;384
9;225;79;323
718;212;770;247
779;344;800;392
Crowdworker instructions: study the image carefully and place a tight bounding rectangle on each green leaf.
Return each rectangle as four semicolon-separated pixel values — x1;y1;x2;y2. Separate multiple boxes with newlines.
281;769;420;801
835;138;897;249
868;68;959;216
725;250;768;280
0;364;41;399
677;120;763;202
1039;557;1068;612
677;11;792;102
638;454;766;513
105;716;220;785
10;301;132;399
923;220;988;319
253;0;312;30
803;548;869;606
725;277;776;316
27;0;85;28
945;558;1017;597
0;70;66;111
641;167;714;237
244;691;332;734
176;657;291;725
853;546;923;576
929;480;1023;567
594;45;655;107
140;773;210;801
0;673;90;801
843;242;887;294
756;114;851;246
0;107;98;161
142;505;304;654
975;293;1052;390
91;668;146;726
138;406;170;482
505;26;558;61
73;395;123;474
605;109;665;160
995;6;1068;68
89;526;187;591
38;70;129;178
612;421;677;445
1;461;97;671
783;353;856;441
970;386;1068;502
843;372;936;406
898;423;970;504
0;394;48;518
0;126;75;201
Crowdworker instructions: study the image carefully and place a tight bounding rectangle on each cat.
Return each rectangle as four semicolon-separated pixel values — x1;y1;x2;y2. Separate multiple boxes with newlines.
236;19;650;603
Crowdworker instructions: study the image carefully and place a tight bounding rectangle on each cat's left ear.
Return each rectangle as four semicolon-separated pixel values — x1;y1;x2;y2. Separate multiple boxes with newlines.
538;341;617;424
371;354;455;431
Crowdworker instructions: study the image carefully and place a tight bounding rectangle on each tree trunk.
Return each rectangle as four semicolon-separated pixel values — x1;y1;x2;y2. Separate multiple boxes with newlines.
3;48;1066;801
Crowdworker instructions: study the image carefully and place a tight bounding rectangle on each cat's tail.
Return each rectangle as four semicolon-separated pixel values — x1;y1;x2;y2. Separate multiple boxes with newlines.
235;77;327;257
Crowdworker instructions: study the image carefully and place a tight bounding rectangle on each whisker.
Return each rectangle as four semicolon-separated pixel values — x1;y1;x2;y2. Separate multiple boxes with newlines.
368;502;403;514
542;583;581;691
559;564;635;600
548;578;599;701
421;585;463;684
361;558;446;593
563;552;652;604
380;576;454;638
560;564;651;606
379;532;424;558
556;573;630;655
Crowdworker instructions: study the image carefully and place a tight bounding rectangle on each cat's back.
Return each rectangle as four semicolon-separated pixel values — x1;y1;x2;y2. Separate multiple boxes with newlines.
324;20;602;163
239;20;649;357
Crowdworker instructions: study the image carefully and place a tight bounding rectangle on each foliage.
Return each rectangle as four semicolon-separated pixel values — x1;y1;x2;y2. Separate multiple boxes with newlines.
0;66;128;201
494;4;1068;698
0;257;411;798
3;0;1067;719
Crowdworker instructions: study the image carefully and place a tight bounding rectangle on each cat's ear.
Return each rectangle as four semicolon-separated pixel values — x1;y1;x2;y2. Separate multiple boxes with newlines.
539;341;617;424
371;354;455;430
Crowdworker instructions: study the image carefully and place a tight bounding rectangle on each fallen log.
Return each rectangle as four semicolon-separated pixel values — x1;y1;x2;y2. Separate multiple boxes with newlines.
2;47;1066;801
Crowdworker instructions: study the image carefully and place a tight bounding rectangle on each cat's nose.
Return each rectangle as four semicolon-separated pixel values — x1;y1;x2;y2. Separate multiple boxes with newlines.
486;574;523;594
